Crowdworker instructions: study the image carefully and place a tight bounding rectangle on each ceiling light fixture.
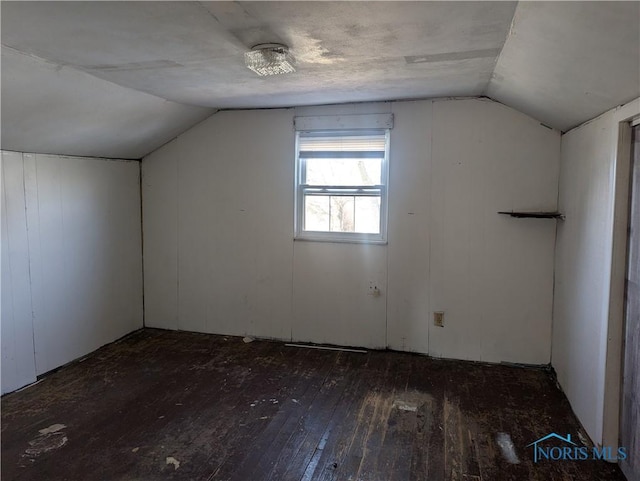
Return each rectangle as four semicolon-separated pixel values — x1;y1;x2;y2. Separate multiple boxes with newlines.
245;43;296;76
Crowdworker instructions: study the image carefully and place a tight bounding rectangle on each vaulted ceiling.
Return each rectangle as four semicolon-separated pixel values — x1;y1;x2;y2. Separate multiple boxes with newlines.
1;1;638;159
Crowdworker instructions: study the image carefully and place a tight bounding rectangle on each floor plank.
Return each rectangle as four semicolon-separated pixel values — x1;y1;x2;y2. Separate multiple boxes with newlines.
1;329;626;481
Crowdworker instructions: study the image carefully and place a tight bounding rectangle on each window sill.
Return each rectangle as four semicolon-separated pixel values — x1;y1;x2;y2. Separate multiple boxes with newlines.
294;235;387;246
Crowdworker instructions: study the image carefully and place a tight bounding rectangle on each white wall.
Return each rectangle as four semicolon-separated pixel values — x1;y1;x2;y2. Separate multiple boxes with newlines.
291;101;429;350
430;99;559;363
553;112;615;446
1;151;143;394
142;98;560;363
553;97;640;447
143;110;295;339
2;153;38;392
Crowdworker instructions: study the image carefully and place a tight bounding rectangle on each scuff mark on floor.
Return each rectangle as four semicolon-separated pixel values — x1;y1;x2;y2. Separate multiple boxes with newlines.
38;423;66;435
24;425;68;458
393;400;418;412
496;432;520;464
577;430;590;446
166;456;180;470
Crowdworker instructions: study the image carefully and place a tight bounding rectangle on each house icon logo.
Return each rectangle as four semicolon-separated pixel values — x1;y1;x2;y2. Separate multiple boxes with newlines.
527;433;576;463
527;432;627;463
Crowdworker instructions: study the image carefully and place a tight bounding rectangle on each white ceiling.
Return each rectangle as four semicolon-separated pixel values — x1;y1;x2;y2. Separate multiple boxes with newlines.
487;1;640;131
1;1;638;159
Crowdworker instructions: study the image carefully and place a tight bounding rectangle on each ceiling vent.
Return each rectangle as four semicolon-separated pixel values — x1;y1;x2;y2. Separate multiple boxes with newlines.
245;43;296;76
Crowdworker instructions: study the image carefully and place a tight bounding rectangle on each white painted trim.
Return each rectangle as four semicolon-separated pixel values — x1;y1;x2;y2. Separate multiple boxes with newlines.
294;130;390;244
285;343;367;353
603;97;640;452
294;113;394;131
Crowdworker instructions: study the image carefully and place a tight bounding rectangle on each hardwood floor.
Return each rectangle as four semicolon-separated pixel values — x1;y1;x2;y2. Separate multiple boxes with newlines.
1;329;625;480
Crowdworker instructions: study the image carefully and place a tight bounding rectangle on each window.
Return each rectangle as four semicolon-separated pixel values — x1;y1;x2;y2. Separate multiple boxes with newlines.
295;130;389;243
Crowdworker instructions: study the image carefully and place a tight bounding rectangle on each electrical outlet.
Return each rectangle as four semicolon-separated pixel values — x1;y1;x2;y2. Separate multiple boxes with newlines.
434;311;444;327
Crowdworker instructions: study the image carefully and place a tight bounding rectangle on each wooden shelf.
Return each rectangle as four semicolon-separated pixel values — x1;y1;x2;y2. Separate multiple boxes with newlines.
498;211;565;219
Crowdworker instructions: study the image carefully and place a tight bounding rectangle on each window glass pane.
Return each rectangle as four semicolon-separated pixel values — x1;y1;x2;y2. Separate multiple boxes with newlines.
329;196;355;232
354;196;381;234
304;195;329;231
306;158;381;186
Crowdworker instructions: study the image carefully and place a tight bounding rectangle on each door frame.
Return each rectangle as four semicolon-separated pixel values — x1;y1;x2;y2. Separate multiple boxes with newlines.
602;98;640;451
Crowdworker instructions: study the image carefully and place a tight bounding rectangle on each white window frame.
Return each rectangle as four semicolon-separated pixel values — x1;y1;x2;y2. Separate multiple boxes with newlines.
294;129;390;244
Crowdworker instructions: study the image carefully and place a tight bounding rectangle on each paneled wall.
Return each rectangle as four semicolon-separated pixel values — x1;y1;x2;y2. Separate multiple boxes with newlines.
1;151;143;394
552;111;616;445
2;153;37;392
553;97;640;447
142;98;560;364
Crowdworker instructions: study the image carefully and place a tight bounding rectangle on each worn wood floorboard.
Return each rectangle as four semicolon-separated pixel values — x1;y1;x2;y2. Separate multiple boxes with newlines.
310;353;385;481
1;329;626;481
